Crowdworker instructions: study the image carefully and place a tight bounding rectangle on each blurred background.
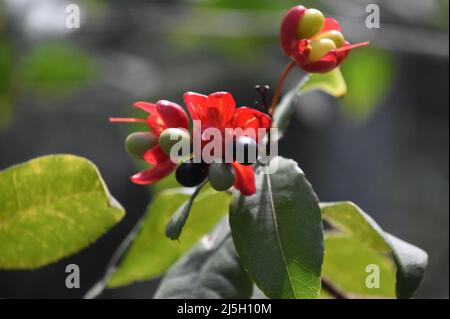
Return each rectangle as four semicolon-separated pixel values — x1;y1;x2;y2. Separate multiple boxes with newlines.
0;0;448;298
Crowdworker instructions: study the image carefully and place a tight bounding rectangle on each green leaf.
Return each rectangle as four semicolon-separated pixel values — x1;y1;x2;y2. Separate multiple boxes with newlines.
272;69;346;140
321;202;428;299
322;235;397;298
0;155;125;269
108;186;230;288
300;68;347;98
154;218;253;299
230;157;324;299
152;171;179;193
340;48;393;118
271;85;300;140
386;233;428;299
251;285;268;299
272;75;311;140
165;182;206;240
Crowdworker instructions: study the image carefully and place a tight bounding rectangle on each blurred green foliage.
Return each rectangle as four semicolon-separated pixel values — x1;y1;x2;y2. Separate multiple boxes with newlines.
171;33;271;60
435;0;449;29
340;48;394;119
17;43;96;97
0;5;12;131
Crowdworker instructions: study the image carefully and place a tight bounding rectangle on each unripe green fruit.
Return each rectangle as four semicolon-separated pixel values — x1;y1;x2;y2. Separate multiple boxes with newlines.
313;30;345;48
297;8;325;39
306;38;336;63
159;128;191;156
125;132;158;158
208;162;235;192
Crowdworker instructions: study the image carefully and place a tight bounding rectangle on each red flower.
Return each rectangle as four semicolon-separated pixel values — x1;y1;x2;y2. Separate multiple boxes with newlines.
110;100;189;185
184;91;271;195
280;5;369;73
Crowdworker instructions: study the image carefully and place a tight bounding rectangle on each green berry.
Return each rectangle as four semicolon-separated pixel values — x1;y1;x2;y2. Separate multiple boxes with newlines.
125;132;157;158
159;128;191;156
297;8;325;39
306;38;336;63
208;162;235;191
313;30;345;48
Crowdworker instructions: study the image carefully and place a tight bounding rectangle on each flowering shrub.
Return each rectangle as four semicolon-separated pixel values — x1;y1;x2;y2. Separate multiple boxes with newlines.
0;5;428;299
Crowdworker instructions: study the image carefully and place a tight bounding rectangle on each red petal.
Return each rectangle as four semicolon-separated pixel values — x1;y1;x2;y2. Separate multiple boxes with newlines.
280;5;307;56
232;107;271;142
184;92;208;122
133;101;157;114
336;41;370;53
130;160;177;185
300;51;340;73
320;17;342;33
156;100;190;130
232;162;256;196
206;92;236;129
140;100;189;135
143;145;169;165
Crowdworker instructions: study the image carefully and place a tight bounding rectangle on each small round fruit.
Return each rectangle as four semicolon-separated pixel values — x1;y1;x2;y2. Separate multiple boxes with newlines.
159;128;191;156
313;30;345;48
125;132;158;158
208;162;235;191
175;160;208;187
232;136;258;166
297;8;325;39
306;38;336;63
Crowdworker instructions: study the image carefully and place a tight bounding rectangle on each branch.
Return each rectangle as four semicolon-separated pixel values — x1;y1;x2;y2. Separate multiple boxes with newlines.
321;278;348;299
83;213;146;299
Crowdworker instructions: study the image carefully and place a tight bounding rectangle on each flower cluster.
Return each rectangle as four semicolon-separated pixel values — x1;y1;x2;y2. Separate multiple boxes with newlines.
111;92;271;195
111;5;368;196
280;5;369;73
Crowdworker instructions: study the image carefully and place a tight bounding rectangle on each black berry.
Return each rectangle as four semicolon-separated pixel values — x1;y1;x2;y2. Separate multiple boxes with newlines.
176;160;208;187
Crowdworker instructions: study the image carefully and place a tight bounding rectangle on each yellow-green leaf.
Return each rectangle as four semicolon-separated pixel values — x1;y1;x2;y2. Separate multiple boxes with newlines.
300;68;347;98
321;202;428;299
322;235;397;298
0;155;125;269
108;186;230;288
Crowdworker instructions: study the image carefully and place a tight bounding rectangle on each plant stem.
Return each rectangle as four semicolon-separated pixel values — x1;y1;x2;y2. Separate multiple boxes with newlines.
269;61;296;115
83;213;146;299
321;278;348;299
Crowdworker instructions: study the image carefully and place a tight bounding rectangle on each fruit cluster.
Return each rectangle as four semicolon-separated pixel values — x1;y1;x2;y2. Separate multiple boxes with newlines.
126;130;258;191
111;92;271;196
280;6;369;73
111;5;368;195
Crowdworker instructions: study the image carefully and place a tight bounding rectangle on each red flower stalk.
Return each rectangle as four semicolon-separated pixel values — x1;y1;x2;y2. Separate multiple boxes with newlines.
280;5;369;73
184;91;271;195
110;100;189;185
